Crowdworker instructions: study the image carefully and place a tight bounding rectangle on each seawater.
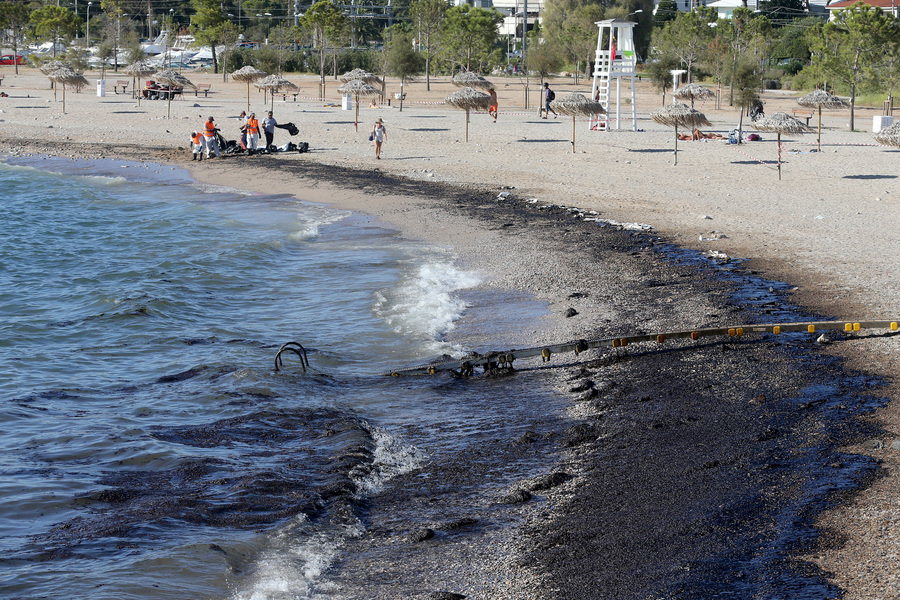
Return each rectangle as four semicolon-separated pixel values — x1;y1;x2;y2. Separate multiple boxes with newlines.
0;158;556;599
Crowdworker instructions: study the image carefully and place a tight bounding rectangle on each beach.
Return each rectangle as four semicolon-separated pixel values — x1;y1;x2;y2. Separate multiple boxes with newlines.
3;66;900;598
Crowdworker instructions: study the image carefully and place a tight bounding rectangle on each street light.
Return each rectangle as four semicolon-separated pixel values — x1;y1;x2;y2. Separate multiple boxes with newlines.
86;2;92;46
627;9;643;18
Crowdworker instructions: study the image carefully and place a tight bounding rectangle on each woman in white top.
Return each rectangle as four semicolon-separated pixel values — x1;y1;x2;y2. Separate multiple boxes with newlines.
372;117;386;159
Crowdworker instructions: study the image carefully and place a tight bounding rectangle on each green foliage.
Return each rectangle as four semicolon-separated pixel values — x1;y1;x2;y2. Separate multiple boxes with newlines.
300;0;350;82
653;0;679;27
645;53;680;96
732;57;761;110
526;39;562;81
410;0;447;88
758;0;806;25
651;8;717;81
386;27;424;82
440;4;503;73
31;5;80;56
811;3;899;129
65;42;92;72
542;2;603;81
769;16;820;62
0;1;33;73
337;49;381;73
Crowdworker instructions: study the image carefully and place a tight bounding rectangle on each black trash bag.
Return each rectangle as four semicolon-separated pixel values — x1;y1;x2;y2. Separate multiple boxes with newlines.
297;141;309;153
275;122;299;136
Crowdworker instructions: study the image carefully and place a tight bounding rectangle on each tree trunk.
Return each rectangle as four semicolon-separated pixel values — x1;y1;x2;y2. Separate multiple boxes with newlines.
212;45;219;74
426;56;431;91
850;82;856;131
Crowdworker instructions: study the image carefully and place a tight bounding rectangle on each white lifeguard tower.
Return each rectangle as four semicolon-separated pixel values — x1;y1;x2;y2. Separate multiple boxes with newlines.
591;19;638;131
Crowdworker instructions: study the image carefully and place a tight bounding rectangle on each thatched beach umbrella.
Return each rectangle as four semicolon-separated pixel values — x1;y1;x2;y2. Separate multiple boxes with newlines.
874;120;900;147
232;65;266;114
753;111;811;180
445;86;493;142
651;102;711;165
40;60;73;75
451;71;493;91
550;92;606;153
122;60;157;106
46;67;89;114
673;83;714;109
339;68;381;86
337;79;383;131
797;89;848;153
255;74;299;111
154;69;196;119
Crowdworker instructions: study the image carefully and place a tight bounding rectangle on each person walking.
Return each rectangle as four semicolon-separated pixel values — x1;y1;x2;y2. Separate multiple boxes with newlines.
262;111;277;150
371;117;386;159
238;111;248;150
202;116;222;159
541;82;557;119
246;112;260;154
488;88;498;123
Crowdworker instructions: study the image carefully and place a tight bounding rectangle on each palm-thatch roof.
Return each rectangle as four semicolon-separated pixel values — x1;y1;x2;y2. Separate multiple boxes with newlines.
254;74;298;91
232;65;266;83
122;60;157;77
752;112;811;135
154;69;197;90
445;86;493;111
40;60;72;75
451;72;493;91
651;102;711;128
674;83;714;104
337;79;383;97
46;67;89;113
551;92;606;117
874;121;900;147
797;89;848;109
339;68;380;85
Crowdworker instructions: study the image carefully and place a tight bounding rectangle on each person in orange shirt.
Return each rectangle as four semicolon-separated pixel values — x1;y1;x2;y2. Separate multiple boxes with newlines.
246;112;260;154
202;116;222;159
190;131;205;161
488;88;498;122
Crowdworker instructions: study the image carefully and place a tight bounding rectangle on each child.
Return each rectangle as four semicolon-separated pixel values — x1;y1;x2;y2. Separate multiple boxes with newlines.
190;131;204;161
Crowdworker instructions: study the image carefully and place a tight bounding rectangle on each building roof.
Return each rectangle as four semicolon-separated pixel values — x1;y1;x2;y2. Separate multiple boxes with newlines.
826;0;897;9
706;0;758;7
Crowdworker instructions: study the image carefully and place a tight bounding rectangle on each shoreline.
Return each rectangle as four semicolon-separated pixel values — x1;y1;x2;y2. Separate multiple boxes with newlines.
3;67;900;596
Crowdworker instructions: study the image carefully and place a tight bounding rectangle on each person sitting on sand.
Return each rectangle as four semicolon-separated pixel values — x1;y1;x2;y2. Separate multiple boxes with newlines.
369;98;378;109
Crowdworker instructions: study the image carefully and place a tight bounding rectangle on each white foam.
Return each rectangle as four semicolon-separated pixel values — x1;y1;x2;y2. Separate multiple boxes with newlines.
353;425;425;496
373;260;480;356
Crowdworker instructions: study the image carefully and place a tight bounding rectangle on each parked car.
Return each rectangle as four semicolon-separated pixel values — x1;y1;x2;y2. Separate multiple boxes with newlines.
0;54;25;65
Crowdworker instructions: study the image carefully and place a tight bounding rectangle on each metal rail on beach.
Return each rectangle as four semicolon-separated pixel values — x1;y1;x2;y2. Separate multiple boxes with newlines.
385;320;900;377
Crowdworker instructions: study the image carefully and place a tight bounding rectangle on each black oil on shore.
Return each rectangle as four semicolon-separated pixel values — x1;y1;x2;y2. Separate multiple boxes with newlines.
256;157;887;600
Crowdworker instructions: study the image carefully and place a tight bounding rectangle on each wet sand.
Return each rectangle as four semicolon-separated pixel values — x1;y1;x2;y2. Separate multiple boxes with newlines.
3;66;900;597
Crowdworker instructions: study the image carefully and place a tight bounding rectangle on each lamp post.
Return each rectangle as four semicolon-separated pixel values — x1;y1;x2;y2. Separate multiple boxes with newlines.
86;2;92;46
627;9;643;18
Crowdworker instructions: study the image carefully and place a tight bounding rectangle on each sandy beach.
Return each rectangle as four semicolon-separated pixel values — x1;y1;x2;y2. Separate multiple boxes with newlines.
3;66;900;597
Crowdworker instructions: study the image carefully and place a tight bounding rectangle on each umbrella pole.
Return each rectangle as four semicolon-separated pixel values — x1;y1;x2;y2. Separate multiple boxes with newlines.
247;81;251;114
355;95;359;132
777;133;782;180
62;85;66;114
674;124;678;166
466;110;469;143
167;93;172;119
572;115;576;153
817;106;822;153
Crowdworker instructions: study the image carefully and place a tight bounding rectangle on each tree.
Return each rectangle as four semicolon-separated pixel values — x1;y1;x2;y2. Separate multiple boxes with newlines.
711;8;771;106
300;1;349;98
732;57;761;142
651;7;717;83
192;0;230;74
653;0;679;27
810;3;898;131
409;0;447;90
386;27;424;110
100;0;127;70
0;1;32;74
31;5;80;58
526;36;562;84
441;4;503;73
645;52;680;105
543;3;604;83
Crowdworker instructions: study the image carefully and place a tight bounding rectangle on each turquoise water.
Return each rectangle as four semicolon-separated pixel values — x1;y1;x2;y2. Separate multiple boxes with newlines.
0;158;555;599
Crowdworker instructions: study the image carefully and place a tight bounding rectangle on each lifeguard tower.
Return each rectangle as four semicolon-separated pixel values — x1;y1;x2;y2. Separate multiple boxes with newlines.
591;19;638;131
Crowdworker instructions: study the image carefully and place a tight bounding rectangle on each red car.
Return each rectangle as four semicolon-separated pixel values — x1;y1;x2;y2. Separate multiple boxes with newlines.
0;55;25;65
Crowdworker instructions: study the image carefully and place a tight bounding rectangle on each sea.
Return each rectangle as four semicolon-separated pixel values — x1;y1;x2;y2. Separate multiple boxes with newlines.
0;157;560;599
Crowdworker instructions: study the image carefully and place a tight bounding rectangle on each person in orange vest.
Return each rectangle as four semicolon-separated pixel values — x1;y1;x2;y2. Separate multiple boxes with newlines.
202;116;222;159
246;112;260;154
190;131;205;161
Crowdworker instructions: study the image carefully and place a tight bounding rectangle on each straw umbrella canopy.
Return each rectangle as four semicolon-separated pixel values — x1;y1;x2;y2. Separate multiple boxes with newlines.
339;68;381;86
232;65;266;114
797;89;848;152
874;120;900;147
550;92;606;153
445;86;493;142
254;74;299;111
46;67;89;114
40;60;72;75
651;102;711;165
451;71;493;91
154;69;197;119
122;60;157;106
753;111;811;180
337;79;383;131
673;83;714;109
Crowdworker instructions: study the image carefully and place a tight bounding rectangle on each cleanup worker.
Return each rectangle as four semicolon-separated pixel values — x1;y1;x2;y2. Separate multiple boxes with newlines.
246;112;260;154
190;131;205;161
202;116;222;159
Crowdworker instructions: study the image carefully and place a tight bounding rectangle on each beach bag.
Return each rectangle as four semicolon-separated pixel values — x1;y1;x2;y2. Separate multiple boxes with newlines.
368;134;374;141
297;142;310;153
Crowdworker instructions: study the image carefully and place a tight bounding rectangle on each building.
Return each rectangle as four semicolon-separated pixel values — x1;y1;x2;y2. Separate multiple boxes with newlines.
825;0;900;19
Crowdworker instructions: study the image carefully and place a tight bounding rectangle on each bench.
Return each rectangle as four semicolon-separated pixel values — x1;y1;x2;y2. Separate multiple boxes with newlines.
113;79;129;94
792;109;814;126
277;91;300;102
195;83;211;97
